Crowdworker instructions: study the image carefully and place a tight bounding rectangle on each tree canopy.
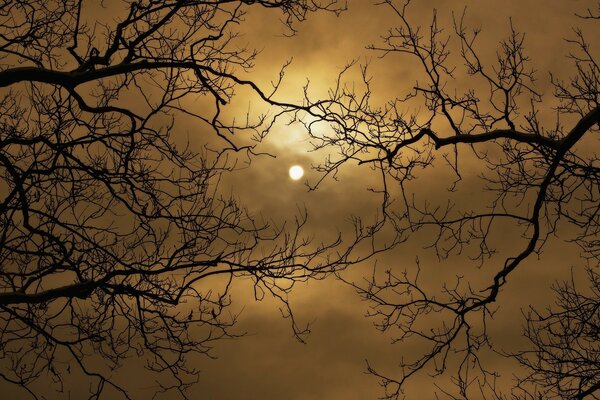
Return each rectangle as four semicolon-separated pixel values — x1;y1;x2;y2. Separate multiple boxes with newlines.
0;1;599;399
301;0;599;398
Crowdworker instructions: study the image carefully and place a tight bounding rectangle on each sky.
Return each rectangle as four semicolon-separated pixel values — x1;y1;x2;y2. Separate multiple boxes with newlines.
1;0;598;399
183;1;598;399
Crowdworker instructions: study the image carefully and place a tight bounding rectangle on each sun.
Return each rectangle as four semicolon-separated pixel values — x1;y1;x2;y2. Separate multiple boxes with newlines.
289;165;304;180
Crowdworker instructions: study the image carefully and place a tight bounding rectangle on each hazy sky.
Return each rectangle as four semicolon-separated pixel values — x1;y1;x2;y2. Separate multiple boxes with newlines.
2;1;598;399
182;1;598;399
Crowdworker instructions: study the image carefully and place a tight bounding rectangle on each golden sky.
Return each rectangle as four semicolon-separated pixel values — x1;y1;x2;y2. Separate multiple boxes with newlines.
1;0;598;399
187;1;598;398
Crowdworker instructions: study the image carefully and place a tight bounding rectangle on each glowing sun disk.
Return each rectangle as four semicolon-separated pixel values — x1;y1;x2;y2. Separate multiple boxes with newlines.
289;165;304;180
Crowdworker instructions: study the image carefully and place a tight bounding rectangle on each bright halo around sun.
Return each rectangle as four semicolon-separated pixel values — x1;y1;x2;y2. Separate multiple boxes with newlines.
289;165;304;180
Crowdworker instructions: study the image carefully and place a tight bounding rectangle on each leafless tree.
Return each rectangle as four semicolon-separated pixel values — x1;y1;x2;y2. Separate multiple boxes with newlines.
515;267;600;400
0;1;371;399
300;0;600;398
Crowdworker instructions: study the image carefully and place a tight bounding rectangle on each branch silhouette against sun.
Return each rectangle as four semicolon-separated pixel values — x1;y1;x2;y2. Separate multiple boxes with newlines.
0;1;404;399
299;0;600;398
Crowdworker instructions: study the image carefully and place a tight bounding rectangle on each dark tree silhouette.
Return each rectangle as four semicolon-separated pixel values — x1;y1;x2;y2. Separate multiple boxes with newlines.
515;267;600;400
0;1;362;399
300;0;600;398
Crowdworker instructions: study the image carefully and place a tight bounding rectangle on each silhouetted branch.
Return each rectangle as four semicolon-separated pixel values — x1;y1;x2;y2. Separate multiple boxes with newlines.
514;267;600;399
301;0;600;398
0;1;356;399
